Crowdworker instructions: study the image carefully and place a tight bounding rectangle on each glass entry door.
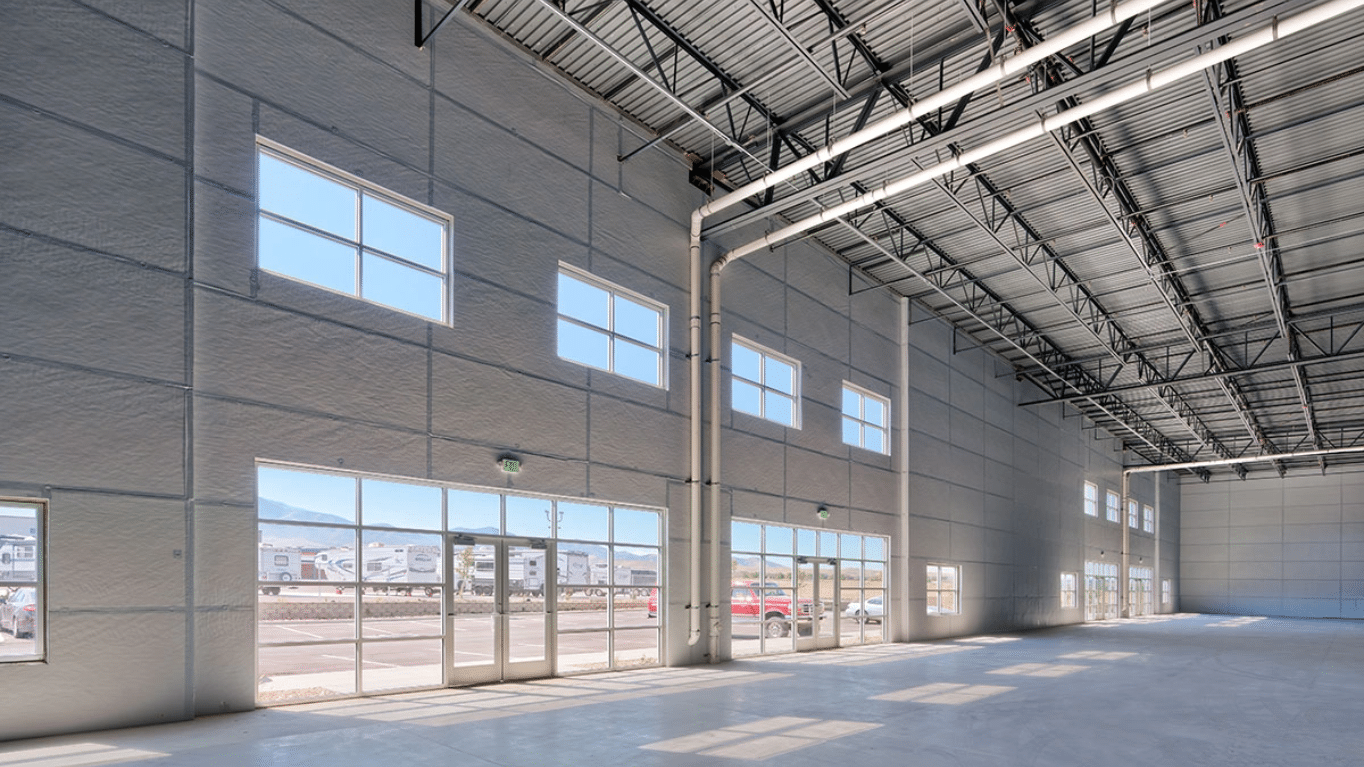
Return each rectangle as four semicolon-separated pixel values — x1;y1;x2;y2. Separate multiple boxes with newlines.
795;556;839;651
447;536;551;685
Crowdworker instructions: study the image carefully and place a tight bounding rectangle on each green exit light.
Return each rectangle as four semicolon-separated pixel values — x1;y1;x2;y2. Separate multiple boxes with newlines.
500;458;521;473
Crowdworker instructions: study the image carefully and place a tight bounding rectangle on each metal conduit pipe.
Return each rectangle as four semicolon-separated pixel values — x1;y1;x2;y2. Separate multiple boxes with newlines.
898;296;911;642
696;0;1173;220
708;266;724;660
687;213;705;647
1121;470;1131;618
716;0;1364;268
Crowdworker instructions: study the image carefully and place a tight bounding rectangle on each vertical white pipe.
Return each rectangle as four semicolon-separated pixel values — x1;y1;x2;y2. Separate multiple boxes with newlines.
708;265;724;661
1121;470;1131;618
897;296;911;642
1154;471;1162;613
687;211;704;647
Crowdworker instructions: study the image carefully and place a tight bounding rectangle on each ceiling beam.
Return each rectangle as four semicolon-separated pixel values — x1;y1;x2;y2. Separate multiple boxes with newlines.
702;0;1308;222
745;0;849;99
1003;16;1281;468
1020;344;1364;407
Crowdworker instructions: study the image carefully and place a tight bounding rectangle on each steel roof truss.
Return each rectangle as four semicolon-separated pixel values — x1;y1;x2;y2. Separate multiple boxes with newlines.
745;0;850;99
1013;31;1279;468
1199;0;1321;469
837;220;1195;464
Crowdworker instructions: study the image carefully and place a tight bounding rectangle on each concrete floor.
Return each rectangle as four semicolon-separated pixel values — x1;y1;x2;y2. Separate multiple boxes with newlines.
4;613;1362;766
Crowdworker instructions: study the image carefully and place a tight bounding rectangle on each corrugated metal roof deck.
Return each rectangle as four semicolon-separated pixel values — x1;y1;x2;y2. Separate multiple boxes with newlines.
466;0;1364;476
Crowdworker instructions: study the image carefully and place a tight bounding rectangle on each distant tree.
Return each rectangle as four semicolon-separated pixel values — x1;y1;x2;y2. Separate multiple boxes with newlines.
456;547;475;594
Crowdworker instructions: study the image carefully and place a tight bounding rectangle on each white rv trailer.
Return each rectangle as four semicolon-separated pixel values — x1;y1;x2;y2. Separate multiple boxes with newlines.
257;544;303;595
467;548;588;596
614;567;657;597
520;550;591;595
0;535;37;582
314;544;442;596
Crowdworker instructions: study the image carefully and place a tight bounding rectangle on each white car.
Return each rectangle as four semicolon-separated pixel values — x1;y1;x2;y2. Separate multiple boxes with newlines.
844;595;883;623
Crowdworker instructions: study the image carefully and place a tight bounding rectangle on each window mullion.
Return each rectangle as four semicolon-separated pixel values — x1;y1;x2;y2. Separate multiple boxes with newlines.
361;246;447;278
354;188;364;300
259;211;361;250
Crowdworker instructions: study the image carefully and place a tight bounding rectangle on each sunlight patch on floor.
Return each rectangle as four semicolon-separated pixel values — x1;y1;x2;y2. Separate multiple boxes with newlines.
641;716;879;760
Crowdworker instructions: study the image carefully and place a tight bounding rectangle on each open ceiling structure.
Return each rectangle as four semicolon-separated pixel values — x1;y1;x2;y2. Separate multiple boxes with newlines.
428;0;1364;477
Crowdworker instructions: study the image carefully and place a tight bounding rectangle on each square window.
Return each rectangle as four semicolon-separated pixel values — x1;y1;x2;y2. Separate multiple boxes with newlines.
257;141;450;322
1083;482;1098;517
927;564;960;615
557;267;667;387
841;382;891;455
1060;572;1078;609
731;337;801;427
1105;490;1121;524
0;499;45;662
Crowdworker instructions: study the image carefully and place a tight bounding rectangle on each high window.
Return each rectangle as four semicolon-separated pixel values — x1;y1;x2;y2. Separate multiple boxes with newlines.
0;498;44;663
841;383;890;454
1083;482;1098;517
1105;490;1121;524
1084;561;1118;621
1127;499;1140;529
256;140;450;321
927;564;960;615
556;267;667;387
1143;504;1155;533
1060;572;1078;609
731;337;800;428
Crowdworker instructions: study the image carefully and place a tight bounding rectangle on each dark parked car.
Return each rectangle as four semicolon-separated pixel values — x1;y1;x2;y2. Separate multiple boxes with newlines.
0;587;38;639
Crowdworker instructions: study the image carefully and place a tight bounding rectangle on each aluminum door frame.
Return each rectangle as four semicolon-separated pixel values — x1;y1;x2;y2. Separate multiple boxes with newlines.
446;535;553;686
795;555;839;652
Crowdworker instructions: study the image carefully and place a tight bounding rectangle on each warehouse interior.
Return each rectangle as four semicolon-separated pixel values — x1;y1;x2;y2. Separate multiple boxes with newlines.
2;0;1363;759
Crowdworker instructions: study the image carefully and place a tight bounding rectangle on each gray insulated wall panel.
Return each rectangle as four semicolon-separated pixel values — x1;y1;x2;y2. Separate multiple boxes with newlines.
1180;470;1364;618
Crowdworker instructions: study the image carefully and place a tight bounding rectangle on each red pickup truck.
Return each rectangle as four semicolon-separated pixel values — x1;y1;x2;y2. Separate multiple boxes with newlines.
648;582;820;637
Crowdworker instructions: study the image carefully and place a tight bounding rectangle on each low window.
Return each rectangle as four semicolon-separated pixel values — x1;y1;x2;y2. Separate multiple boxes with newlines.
1129;566;1153;616
1084;561;1118;621
256;140;450;321
1161;579;1172;605
1083;482;1098;517
841;383;890;454
1060;572;1078;609
556;267;667;387
1143;505;1154;533
0;498;44;662
731;337;800;428
1105;490;1121;524
927;564;960;615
